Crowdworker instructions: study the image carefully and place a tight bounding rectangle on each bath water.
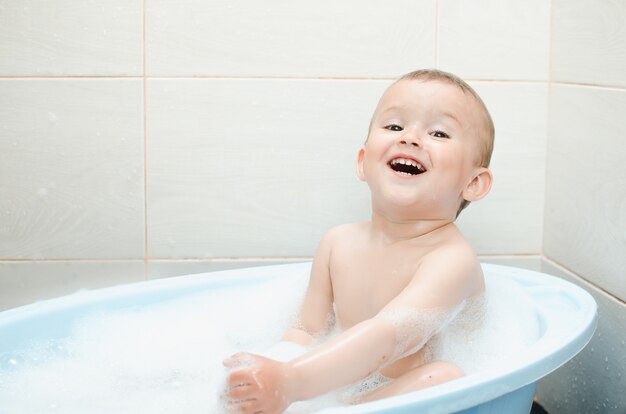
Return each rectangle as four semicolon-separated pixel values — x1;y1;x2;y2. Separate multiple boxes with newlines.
0;271;539;414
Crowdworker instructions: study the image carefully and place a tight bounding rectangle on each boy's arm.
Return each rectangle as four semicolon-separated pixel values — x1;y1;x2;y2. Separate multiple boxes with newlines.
222;230;335;413
282;230;335;346
285;245;477;400
224;246;478;412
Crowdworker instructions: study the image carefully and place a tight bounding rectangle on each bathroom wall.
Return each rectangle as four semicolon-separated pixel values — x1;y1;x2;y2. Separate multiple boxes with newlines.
536;0;626;412
0;0;550;297
3;0;624;412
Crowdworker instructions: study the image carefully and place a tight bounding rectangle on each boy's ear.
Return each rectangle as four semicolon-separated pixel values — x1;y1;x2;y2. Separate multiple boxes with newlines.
356;148;366;181
462;167;493;202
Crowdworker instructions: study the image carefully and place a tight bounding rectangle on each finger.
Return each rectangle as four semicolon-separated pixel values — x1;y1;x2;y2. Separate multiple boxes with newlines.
224;352;257;367
223;353;245;368
226;383;260;400
227;370;257;387
226;398;260;414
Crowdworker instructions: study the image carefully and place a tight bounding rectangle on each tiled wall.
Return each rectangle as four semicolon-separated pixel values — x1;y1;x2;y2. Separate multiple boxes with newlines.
2;0;624;411
537;1;626;412
0;0;550;297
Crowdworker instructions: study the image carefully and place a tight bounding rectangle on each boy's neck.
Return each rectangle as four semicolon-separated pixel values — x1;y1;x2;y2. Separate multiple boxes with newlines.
369;208;455;244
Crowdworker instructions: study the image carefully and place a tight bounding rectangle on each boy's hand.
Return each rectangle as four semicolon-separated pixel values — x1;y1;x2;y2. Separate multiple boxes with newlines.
223;352;293;414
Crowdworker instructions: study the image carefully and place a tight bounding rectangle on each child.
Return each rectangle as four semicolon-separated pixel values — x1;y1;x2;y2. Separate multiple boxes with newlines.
223;69;495;414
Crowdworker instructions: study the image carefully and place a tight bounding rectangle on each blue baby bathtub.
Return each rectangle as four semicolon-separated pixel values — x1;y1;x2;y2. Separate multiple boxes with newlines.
0;263;597;414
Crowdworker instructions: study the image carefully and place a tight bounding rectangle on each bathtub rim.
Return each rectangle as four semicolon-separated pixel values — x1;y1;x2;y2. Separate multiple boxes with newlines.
0;262;598;414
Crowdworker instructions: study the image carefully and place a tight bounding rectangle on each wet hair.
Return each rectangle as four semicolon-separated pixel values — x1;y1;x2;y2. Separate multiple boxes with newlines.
375;69;495;217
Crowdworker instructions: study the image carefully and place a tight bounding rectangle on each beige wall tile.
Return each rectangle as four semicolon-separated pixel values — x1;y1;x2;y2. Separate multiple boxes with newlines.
147;78;380;258
147;79;548;258
0;80;145;259
146;0;436;77
456;82;548;254
0;0;142;76
537;259;626;414
438;0;550;81
551;0;626;87
544;85;626;301
0;261;145;310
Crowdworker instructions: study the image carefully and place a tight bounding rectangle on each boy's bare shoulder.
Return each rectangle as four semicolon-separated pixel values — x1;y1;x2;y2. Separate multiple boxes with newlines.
313;223;368;263
422;224;478;261
428;235;477;264
321;222;368;244
416;228;483;294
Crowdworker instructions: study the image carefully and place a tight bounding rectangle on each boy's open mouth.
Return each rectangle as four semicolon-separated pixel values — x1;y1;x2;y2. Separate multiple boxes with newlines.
388;157;426;176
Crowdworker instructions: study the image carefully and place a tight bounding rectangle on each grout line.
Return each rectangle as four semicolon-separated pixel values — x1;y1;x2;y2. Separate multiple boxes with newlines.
547;0;554;83
434;0;440;68
102;75;393;81
550;81;626;91
0;75;143;79
0;259;146;263
3;75;621;88
143;0;148;79
0;257;313;263
0;75;393;80
478;254;542;258
148;257;313;262
0;255;545;263
542;0;554;257
0;76;144;79
143;0;149;281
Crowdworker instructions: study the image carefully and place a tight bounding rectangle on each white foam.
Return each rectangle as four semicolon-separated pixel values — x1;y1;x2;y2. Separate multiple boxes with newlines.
0;272;540;413
0;275;307;414
431;274;541;374
376;303;464;363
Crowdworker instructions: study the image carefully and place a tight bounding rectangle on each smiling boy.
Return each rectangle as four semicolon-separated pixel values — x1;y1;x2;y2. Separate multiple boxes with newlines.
223;69;495;414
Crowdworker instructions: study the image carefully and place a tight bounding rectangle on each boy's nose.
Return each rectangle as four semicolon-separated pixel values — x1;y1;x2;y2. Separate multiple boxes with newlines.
399;136;420;147
398;126;422;147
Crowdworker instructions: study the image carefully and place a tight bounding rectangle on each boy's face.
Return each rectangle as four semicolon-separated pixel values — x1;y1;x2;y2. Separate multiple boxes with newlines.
357;79;491;220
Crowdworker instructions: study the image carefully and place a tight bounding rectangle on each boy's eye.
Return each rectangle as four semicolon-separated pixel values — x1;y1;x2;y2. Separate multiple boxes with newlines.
431;130;450;139
384;124;403;132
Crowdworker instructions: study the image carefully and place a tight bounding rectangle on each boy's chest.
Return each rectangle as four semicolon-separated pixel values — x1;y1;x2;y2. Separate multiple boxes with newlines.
329;243;423;329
